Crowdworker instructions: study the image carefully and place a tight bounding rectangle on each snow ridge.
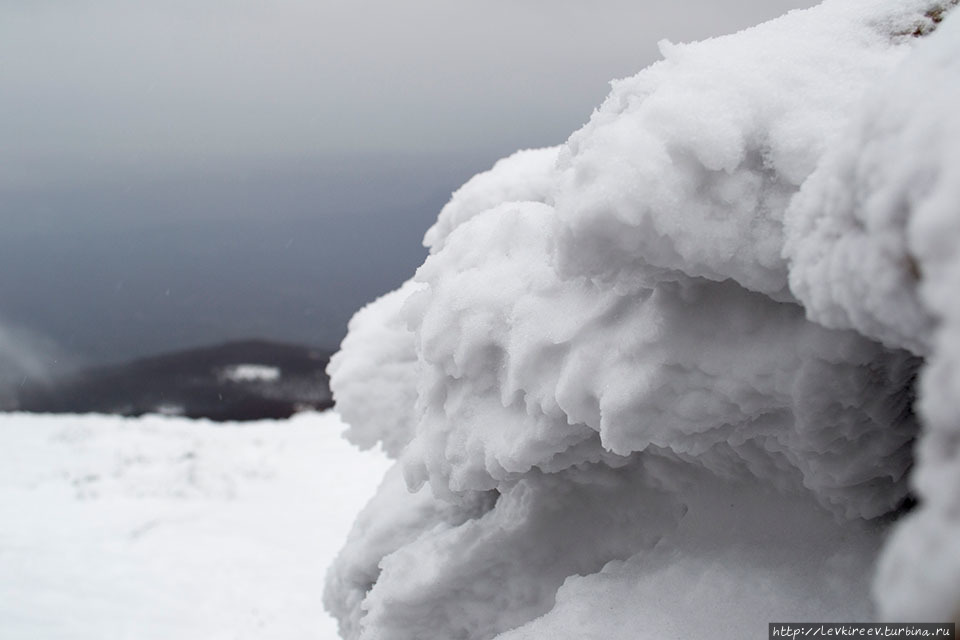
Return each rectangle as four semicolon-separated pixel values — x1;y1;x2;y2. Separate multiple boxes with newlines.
325;1;960;637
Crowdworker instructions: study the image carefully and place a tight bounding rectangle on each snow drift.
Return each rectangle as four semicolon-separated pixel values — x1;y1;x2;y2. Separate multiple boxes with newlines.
325;0;960;637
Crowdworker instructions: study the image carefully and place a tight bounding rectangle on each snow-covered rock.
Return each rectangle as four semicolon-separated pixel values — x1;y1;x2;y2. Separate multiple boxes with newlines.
325;0;960;637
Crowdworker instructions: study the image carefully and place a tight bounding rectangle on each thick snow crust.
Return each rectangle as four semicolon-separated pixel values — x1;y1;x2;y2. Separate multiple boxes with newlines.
0;411;389;640
325;0;960;637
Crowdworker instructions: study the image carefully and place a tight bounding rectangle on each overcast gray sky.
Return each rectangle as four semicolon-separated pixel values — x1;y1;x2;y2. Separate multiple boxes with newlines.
1;1;820;366
2;0;815;190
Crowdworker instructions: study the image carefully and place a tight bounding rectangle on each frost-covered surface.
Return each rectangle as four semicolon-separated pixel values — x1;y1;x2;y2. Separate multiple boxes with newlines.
325;0;960;638
328;281;423;458
782;8;960;621
0;411;389;640
423;147;561;253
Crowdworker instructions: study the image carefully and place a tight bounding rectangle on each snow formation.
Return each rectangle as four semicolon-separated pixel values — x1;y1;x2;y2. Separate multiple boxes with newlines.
326;0;960;637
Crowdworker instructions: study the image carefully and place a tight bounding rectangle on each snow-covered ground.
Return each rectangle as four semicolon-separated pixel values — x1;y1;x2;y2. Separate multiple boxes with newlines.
0;411;390;640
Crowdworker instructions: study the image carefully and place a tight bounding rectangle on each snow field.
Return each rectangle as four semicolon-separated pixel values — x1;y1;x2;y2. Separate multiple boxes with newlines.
0;411;390;640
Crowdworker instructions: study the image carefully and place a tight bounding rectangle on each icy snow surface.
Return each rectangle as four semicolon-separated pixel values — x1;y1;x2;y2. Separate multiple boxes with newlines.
0;411;390;640
325;0;960;638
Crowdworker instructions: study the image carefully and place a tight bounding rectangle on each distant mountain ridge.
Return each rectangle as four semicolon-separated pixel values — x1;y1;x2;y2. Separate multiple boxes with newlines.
13;339;333;421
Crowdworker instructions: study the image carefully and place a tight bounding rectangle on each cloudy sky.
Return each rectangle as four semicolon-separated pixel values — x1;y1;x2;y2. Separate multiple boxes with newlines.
0;0;816;366
2;0;814;187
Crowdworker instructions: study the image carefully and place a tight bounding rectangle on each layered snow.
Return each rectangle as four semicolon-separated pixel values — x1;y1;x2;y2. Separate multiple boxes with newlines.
329;282;423;458
781;7;960;620
0;411;390;640
325;0;960;638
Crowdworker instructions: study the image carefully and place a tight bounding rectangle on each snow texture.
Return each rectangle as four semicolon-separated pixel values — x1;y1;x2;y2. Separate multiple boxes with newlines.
326;0;960;638
328;281;423;458
782;7;960;621
0;411;390;640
